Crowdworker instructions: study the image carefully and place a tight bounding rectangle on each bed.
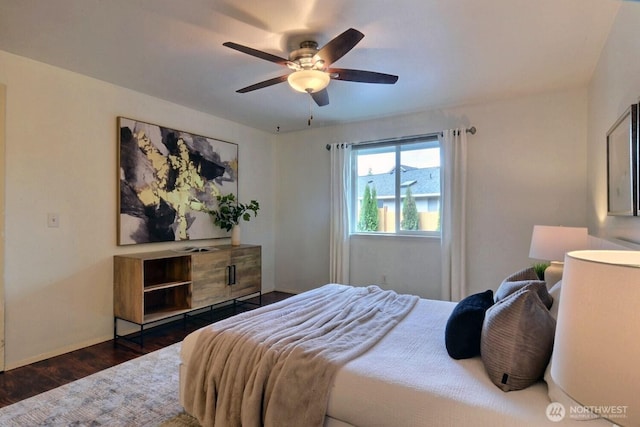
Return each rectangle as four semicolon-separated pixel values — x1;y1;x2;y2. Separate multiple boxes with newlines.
179;283;613;427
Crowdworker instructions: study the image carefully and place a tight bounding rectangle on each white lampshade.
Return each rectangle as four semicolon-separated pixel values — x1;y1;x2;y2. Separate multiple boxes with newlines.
287;70;330;93
551;250;639;425
528;225;588;262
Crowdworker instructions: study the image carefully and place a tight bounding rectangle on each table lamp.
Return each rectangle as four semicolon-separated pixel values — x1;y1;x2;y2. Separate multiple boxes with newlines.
550;250;639;425
528;225;588;286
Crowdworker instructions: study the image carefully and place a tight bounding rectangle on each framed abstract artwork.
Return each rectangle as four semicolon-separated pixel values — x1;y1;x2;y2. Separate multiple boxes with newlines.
606;104;638;216
117;117;238;245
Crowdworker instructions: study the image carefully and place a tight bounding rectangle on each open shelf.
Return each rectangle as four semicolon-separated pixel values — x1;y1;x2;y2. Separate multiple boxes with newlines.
143;256;191;288
144;282;191;318
143;280;192;292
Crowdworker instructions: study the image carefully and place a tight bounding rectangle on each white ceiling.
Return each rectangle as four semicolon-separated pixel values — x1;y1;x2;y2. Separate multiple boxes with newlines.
0;0;622;133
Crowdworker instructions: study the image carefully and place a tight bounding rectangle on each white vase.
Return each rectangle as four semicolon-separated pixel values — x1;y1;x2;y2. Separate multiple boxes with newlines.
231;224;241;246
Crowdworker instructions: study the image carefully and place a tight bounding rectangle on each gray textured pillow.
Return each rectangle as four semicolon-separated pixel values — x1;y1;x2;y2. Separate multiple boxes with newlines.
481;287;556;392
502;266;539;283
494;280;553;309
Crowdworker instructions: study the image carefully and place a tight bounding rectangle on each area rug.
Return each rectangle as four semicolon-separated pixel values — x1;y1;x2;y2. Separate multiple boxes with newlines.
0;343;200;426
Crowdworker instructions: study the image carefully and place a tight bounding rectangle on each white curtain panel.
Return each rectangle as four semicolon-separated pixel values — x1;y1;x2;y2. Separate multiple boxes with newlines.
440;129;468;301
329;143;352;284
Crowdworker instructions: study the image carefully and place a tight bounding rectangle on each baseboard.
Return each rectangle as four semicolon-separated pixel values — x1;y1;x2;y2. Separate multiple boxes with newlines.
5;333;114;371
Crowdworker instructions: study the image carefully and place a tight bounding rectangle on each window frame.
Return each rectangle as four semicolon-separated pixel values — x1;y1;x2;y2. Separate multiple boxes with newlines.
349;134;441;238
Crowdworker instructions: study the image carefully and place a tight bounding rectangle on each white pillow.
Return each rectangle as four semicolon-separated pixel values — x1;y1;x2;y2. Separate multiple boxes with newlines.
548;280;562;320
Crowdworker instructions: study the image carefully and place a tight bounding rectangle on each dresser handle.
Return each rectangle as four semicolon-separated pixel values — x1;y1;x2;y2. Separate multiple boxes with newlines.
228;265;237;286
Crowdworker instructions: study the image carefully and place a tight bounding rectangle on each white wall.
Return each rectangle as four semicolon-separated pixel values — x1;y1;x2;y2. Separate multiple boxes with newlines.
0;50;277;369
587;3;640;246
275;88;588;298
350;235;442;299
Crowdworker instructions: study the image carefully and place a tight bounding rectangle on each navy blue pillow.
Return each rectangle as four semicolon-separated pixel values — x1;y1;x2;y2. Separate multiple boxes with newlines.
445;290;494;359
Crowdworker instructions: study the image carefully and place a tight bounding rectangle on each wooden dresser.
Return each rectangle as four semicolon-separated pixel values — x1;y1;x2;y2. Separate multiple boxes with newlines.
113;244;261;344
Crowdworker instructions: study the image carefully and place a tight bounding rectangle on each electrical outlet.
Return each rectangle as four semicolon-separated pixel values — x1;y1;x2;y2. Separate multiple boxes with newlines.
47;213;60;228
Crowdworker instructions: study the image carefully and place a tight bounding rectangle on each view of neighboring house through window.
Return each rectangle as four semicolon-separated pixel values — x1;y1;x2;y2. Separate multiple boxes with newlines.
351;135;440;236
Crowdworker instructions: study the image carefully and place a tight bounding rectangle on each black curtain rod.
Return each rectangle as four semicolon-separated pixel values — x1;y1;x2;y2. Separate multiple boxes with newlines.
326;126;476;150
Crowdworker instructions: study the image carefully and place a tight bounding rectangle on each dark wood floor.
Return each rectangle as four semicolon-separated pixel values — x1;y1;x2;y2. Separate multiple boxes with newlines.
0;291;292;409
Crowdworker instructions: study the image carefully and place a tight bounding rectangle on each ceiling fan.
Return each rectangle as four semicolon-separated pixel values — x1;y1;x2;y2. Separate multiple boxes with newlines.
223;28;398;107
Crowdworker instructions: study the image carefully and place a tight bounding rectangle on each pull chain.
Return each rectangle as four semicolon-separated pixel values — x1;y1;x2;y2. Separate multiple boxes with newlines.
308;95;313;127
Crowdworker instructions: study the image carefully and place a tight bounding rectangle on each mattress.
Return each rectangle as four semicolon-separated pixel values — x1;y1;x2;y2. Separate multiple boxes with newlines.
180;296;612;426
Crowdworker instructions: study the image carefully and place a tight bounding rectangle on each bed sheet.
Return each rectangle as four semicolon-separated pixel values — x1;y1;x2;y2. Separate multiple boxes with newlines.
326;298;611;426
180;296;613;427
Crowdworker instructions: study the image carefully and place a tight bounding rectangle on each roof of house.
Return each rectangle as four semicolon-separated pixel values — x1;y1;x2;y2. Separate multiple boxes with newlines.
357;166;440;198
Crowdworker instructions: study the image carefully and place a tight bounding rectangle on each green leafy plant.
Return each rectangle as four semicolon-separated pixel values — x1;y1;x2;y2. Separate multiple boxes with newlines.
208;193;259;232
532;262;550;281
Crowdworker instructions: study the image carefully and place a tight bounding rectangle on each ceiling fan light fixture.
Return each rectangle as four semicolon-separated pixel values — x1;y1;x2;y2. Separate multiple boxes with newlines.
287;70;330;94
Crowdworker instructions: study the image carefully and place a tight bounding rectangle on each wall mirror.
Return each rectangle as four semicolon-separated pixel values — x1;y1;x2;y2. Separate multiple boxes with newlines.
606;103;638;216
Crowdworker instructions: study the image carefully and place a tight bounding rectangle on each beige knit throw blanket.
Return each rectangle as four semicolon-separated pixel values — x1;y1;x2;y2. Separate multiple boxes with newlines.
182;284;418;427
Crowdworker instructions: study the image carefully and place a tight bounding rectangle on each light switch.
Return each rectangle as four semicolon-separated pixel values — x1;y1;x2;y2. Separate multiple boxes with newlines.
47;213;60;228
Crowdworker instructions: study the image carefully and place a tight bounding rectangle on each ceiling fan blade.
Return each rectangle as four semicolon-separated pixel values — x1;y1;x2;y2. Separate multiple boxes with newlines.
236;75;289;93
311;89;329;107
329;68;398;84
317;28;364;66
223;42;290;66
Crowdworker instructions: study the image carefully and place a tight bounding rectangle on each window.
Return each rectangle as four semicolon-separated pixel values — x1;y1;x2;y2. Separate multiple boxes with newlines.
351;135;440;236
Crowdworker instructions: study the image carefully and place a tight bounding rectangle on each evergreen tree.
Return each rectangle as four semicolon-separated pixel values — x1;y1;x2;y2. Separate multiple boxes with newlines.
358;183;379;231
357;184;371;231
401;185;419;230
369;186;379;230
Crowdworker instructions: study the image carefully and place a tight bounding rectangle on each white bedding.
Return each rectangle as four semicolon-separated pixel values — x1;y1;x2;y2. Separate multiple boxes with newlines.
180;294;613;427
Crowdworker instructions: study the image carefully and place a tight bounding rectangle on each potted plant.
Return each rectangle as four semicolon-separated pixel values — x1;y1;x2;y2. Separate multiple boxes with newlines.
208;193;259;245
532;262;550;281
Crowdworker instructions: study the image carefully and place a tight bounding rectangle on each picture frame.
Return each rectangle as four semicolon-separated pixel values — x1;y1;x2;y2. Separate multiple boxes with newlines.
117;117;239;245
606;104;638;216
